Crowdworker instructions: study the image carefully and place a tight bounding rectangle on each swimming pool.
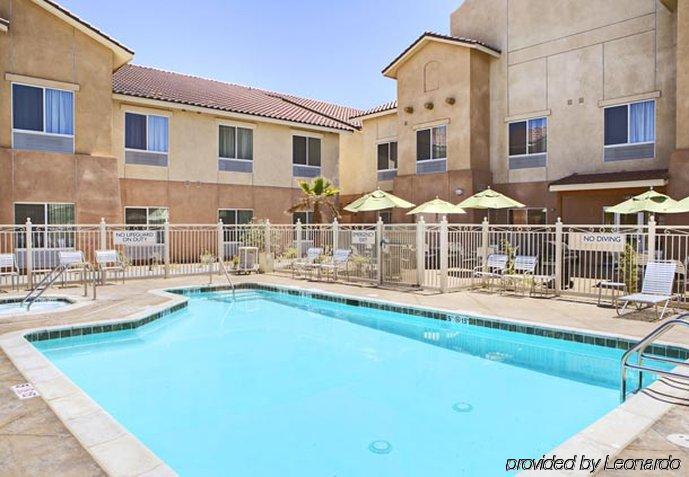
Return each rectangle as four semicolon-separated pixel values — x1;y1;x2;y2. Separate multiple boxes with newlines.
32;287;672;476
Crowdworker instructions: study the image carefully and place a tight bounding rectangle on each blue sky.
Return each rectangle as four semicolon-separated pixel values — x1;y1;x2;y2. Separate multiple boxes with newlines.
60;0;461;110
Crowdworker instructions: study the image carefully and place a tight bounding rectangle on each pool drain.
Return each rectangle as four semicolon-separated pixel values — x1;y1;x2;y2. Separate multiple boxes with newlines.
368;440;392;454
667;434;689;449
452;401;473;413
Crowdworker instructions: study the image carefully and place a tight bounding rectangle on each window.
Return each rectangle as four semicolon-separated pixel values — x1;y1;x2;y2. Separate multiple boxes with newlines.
293;136;321;166
12;84;74;153
416;125;447;174
292;135;321;177
604;100;655;146
219;125;253;172
125;207;168;225
603;208;649;227
378;211;392;223
508;208;546;225
218;209;253;225
292;212;313;224
125;113;169;152
14;203;75;248
377;141;398;171
509;118;547;156
125;207;168;243
417;125;446;162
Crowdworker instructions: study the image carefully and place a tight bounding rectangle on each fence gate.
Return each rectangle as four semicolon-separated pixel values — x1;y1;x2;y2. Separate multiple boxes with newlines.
381;224;418;287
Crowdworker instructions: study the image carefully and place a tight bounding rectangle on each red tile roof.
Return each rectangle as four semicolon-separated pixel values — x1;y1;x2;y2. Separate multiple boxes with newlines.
113;64;362;131
351;101;397;119
550;169;669;186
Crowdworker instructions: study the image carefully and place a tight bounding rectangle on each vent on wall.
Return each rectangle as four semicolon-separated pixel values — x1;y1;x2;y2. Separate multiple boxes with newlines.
509;153;547;170
292;165;320;178
377;170;397;181
219;159;253;173
125;150;168;167
416;159;446;175
604;143;655;162
13;131;73;154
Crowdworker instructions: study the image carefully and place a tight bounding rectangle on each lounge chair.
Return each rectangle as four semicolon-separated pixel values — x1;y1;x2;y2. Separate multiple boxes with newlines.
58;250;90;287
616;260;677;321
291;247;323;279
472;254;508;290
95;250;126;284
0;253;19;291
502;255;538;294
317;249;351;282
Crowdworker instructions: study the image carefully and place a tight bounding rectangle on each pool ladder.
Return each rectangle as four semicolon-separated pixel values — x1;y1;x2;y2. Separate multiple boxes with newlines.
217;258;236;301
620;313;689;402
21;264;68;310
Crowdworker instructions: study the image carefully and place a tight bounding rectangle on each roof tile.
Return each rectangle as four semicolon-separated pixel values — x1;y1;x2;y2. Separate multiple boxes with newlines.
113;64;362;131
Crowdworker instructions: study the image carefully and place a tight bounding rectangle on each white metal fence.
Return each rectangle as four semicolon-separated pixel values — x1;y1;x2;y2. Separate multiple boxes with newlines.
1;217;687;303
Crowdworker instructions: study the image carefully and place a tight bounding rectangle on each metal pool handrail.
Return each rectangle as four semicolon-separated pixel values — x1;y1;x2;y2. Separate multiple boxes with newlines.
217;258;236;301
620;313;689;402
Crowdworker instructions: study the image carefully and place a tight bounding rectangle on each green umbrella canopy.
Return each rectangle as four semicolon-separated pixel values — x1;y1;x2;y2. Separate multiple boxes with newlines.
456;187;525;210
605;189;688;214
343;189;415;213
407;197;466;215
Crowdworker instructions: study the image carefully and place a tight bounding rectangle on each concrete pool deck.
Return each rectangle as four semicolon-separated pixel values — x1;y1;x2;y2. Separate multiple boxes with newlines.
1;273;689;475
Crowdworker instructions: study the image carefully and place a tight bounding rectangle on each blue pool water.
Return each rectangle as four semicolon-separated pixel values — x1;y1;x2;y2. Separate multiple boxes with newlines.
36;289;636;476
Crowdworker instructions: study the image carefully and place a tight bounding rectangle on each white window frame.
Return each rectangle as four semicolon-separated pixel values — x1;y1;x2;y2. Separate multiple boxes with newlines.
11;82;75;148
218;208;254;225
218;123;254;163
293;211;314;224
124;112;170;153
292;134;322;170
376;140;398;172
603;100;656;149
13;202;76;249
508;117;547;159
416;125;447;163
603;207;646;227
124;206;169;225
508;207;547;225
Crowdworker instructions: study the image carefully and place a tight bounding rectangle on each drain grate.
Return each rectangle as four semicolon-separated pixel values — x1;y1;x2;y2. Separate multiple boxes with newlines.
452;401;474;413
368;440;392;454
667;434;689;449
11;383;39;400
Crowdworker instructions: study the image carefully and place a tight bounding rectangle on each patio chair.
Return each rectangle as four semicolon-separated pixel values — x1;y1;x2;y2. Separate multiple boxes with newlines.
58;250;91;287
501;255;538;295
616;260;677;321
291;247;323;279
95;250;126;284
0;253;19;291
472;254;508;290
237;246;259;274
317;249;351;282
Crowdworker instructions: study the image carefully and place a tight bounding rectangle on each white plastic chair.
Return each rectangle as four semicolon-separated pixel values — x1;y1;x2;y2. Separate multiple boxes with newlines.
472;254;508;290
0;253;19;291
318;249;351;282
617;261;677;320
96;250;126;284
291;247;323;279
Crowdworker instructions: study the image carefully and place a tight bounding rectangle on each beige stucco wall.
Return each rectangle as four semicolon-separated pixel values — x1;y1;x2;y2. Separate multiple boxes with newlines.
677;0;689;149
339;112;397;196
112;99;341;190
0;0;114;155
452;0;677;185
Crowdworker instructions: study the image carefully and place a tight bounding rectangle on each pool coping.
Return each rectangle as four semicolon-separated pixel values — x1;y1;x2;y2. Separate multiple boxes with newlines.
2;281;689;476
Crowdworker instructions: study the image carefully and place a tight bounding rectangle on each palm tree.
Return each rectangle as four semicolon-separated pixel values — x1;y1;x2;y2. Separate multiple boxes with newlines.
287;177;340;223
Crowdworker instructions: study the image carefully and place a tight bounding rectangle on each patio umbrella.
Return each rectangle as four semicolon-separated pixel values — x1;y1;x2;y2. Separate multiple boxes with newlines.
456;187;525;210
343;189;415;212
406;197;466;215
605;189;688;214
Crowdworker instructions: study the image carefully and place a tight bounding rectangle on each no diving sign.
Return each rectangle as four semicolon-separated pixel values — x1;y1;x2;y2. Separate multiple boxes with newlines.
569;232;626;252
